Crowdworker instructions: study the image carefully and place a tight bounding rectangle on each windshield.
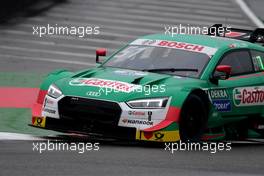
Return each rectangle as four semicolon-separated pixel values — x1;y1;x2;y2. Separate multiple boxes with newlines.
103;44;211;78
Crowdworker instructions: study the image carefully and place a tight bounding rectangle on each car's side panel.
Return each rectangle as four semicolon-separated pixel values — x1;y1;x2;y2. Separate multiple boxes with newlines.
219;75;263;117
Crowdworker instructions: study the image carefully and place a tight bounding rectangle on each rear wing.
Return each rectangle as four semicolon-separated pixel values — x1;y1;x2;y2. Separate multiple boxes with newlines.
208;24;264;45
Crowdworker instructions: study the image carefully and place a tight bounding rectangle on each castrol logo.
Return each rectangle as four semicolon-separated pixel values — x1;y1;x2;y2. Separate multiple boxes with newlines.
69;78;139;93
233;86;264;106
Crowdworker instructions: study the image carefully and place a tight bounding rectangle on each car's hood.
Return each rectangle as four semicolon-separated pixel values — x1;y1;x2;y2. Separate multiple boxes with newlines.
54;67;207;102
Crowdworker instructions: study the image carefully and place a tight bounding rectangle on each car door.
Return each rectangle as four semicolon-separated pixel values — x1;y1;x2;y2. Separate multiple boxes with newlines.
211;49;264;118
250;49;264;117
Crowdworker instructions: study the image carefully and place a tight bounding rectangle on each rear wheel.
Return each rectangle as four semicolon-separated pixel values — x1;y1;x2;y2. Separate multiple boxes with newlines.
179;94;208;142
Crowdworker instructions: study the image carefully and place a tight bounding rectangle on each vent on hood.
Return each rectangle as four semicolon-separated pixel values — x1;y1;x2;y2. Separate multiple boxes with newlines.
141;76;170;86
131;77;144;85
72;69;100;78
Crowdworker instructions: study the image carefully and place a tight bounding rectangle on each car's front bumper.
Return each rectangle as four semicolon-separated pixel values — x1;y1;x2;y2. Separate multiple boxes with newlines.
32;115;180;142
31;91;181;142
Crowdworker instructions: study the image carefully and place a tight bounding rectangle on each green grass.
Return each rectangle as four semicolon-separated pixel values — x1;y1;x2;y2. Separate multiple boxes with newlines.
0;71;60;135
0;72;45;87
0;108;59;135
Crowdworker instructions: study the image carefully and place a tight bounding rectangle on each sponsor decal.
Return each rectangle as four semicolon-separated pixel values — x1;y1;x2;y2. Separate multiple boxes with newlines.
233;86;264;106
158;40;204;52
141;131;164;140
141;39;157;45
43;108;56;114
69;78;140;93
208;89;231;112
122;119;128;123
33;117;46;128
130;39;217;56
147;111;152;121
128;111;146;116
86;91;101;97
212;100;231;112
154;132;165;140
114;70;147;76
122;119;153;126
136;130;180;142
208;89;229;100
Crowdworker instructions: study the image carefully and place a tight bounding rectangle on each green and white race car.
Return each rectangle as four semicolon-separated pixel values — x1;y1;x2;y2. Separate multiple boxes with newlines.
31;25;264;142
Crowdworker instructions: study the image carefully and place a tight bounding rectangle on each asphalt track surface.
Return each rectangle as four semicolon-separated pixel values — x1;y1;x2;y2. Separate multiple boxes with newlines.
0;140;263;176
0;0;263;176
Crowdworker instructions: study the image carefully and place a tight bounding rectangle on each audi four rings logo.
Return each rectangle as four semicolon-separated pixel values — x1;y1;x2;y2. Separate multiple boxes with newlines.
86;91;101;97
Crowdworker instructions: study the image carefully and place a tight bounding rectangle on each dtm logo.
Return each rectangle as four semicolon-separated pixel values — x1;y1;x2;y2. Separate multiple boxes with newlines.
233;86;264;106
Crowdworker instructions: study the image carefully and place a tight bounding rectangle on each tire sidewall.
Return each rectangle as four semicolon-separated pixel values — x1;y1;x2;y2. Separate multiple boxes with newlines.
179;94;208;142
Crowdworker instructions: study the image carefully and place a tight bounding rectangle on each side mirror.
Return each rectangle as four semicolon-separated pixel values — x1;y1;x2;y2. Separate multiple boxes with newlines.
216;65;232;80
210;65;232;85
96;48;106;64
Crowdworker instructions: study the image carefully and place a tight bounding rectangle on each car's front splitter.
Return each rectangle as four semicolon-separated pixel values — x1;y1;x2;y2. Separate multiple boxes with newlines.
32;114;181;142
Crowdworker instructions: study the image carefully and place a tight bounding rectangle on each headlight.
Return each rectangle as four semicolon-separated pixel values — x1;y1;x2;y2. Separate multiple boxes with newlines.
126;98;168;109
47;84;62;99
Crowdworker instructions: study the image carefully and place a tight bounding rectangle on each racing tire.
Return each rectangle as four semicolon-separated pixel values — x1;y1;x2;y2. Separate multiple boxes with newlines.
179;94;208;142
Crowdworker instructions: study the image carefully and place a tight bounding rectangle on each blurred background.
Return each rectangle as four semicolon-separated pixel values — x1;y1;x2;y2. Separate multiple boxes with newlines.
0;0;258;74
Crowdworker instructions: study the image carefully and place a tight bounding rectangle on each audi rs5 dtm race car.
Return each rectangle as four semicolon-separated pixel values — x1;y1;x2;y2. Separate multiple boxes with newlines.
31;24;264;142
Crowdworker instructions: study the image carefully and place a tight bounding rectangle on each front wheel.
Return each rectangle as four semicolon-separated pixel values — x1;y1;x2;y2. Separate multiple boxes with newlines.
179;94;208;142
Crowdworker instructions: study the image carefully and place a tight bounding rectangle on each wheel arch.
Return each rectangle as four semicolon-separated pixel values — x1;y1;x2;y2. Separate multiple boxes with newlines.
39;69;73;90
35;69;73;105
178;88;211;141
178;88;211;123
189;89;211;115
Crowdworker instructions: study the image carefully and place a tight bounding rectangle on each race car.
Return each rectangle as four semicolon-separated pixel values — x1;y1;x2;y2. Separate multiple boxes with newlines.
31;24;264;142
